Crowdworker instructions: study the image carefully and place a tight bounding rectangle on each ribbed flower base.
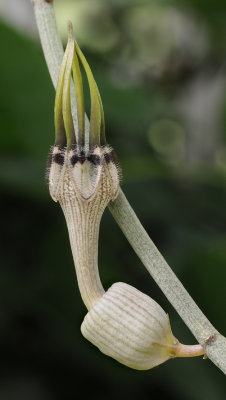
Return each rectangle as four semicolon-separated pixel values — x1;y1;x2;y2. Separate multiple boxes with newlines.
81;282;177;370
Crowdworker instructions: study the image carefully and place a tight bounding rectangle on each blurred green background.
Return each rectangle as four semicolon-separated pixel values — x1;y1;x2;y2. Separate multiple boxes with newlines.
0;0;226;399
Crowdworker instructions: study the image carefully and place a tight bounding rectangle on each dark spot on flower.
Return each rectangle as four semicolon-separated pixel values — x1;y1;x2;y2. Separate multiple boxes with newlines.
71;154;79;166
87;154;101;165
71;150;87;165
53;153;64;165
104;152;112;164
79;150;86;164
104;150;118;164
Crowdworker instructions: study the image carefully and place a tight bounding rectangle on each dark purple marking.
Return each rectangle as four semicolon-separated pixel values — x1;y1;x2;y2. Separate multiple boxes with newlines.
71;150;86;166
53;153;64;165
104;150;118;164
71;154;80;166
104;152;111;164
79;151;86;164
87;154;101;165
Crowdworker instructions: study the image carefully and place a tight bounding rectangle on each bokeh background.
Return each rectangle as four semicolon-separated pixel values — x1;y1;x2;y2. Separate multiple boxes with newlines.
1;0;226;399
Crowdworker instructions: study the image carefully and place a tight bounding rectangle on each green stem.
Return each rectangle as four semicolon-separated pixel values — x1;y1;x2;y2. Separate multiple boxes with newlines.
31;0;226;374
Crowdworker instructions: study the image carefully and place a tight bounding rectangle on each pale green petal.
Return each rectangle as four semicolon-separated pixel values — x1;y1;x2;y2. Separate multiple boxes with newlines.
72;51;85;146
62;21;76;148
54;37;69;146
74;39;105;147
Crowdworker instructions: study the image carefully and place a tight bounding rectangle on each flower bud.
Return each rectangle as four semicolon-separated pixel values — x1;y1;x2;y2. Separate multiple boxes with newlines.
81;282;177;370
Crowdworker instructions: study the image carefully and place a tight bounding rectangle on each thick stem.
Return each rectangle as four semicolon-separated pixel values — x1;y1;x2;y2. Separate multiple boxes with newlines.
31;0;226;374
154;341;204;358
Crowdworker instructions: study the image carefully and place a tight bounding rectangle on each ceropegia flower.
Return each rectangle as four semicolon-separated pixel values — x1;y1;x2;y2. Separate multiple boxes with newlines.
47;21;204;370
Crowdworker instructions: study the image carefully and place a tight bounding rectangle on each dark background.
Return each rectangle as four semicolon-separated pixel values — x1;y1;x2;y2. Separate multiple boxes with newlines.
0;0;226;399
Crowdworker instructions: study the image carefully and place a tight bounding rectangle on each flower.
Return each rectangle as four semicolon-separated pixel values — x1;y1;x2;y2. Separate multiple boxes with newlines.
46;21;204;369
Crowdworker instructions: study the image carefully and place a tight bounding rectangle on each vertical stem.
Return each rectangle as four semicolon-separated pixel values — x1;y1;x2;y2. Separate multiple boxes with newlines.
32;0;64;87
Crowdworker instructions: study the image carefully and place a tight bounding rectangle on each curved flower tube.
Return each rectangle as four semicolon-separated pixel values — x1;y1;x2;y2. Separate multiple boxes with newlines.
46;21;204;369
